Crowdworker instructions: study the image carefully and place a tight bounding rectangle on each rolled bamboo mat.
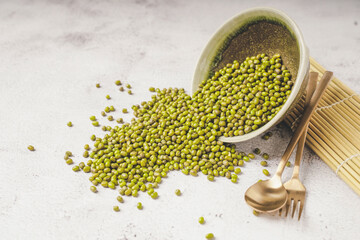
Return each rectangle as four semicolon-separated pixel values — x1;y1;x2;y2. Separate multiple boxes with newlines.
284;57;360;196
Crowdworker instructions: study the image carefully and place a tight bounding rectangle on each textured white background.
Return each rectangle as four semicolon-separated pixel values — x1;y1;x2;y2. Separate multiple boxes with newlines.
0;0;359;239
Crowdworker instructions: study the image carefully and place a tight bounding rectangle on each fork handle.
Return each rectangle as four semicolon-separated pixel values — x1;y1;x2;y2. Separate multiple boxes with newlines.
275;71;333;177
292;72;318;178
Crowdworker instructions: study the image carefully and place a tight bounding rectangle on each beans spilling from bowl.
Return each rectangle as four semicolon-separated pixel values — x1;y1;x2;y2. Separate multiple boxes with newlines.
84;87;244;198
69;54;291;203
196;53;293;137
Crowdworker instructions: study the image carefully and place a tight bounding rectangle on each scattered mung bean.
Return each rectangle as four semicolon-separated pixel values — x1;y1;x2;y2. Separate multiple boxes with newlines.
253;148;261;155
72;166;80;172
90;186;97;193
260;161;267;167
90;135;96;141
66;159;73;165
206;174;213;181
205;233;214;239
151;192;158;199
28;145;35;151
79;162;85;169
117;196;124;203
83;166;91;173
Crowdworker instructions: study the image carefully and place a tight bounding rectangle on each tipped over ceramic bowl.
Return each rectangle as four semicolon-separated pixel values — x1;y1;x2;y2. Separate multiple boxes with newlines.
192;7;309;143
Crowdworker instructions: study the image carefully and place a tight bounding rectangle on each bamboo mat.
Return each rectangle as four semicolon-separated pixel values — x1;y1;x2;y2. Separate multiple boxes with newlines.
284;58;360;196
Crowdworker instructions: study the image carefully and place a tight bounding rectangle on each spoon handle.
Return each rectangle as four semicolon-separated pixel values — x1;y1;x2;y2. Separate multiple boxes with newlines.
275;71;333;177
291;72;318;179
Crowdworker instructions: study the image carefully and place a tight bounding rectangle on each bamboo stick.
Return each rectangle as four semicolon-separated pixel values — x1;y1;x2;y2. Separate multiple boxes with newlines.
307;137;360;195
308;118;360;175
306;127;360;187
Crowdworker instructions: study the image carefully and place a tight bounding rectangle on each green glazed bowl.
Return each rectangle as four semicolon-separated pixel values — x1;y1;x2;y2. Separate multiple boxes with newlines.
193;7;309;142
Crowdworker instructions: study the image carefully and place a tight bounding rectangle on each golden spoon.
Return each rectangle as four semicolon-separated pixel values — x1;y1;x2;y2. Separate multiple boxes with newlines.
244;71;333;212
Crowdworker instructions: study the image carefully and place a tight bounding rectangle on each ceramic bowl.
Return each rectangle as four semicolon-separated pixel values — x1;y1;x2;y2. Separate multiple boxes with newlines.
192;7;309;142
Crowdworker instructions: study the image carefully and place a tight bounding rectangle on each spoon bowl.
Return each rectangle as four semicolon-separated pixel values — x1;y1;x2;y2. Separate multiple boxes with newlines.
244;176;288;212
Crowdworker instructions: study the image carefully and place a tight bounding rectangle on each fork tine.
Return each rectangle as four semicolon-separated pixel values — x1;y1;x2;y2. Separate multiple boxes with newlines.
291;199;299;218
285;197;291;217
298;200;304;220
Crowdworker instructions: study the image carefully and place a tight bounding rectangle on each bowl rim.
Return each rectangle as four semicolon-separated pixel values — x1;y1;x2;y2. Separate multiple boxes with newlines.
192;7;309;142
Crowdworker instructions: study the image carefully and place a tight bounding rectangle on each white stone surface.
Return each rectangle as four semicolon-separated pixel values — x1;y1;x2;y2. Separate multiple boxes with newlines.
0;0;359;239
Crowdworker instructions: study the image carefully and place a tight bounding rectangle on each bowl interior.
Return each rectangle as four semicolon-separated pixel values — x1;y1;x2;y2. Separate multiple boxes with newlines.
210;20;299;82
193;8;308;142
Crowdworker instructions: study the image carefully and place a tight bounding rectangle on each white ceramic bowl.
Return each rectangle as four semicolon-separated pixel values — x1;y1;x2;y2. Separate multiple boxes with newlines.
193;7;309;143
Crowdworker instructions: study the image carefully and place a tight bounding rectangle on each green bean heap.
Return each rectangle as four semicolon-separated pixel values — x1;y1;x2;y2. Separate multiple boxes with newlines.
73;54;292;199
195;53;292;136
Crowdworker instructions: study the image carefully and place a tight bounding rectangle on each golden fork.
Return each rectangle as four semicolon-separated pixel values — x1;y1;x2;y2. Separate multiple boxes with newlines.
279;72;332;220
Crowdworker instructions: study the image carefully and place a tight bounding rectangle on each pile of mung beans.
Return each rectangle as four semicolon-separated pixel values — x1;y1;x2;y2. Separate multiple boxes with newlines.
67;53;291;208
